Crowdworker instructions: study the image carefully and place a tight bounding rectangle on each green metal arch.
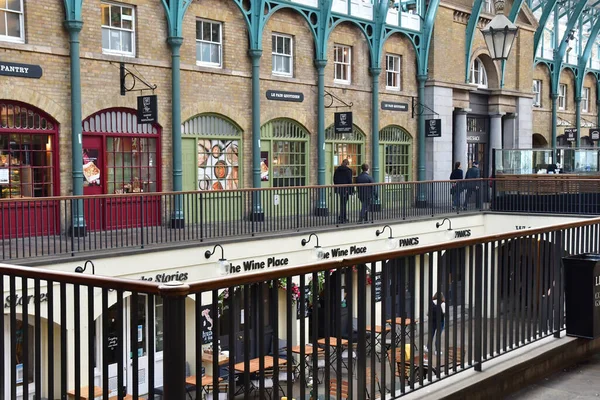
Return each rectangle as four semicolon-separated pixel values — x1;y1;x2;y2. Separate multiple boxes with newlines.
63;0;83;21
160;0;193;38
380;125;413;142
182;113;243;137
533;0;559;60
261;3;320;49
464;0;484;83
419;0;442;75
260;118;311;139
325;123;367;142
576;16;600;97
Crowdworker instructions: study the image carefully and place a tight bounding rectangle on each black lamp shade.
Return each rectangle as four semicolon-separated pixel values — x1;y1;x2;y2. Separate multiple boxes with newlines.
481;14;519;60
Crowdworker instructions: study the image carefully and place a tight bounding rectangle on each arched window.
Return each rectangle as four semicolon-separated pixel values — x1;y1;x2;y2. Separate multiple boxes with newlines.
470;57;488;88
182;114;242;191
260;119;309;187
325;124;366;179
380;125;413;182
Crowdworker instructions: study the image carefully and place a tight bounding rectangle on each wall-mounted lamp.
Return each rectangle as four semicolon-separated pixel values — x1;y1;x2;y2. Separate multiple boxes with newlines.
301;233;324;259
436;218;454;240
205;244;229;276
75;260;95;275
376;225;397;249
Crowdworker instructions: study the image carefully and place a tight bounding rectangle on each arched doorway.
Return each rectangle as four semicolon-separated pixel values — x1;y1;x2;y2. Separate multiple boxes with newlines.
379;125;413;182
82;108;161;231
0;101;60;237
532;133;548;148
324;123;366;184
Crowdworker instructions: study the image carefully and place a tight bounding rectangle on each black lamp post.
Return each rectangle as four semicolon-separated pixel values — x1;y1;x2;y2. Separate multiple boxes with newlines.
481;0;519;61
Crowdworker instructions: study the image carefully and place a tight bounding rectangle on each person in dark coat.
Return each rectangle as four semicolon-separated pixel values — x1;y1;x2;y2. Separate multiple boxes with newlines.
463;160;481;209
333;159;353;223
449;161;463;209
427;292;446;354
356;163;374;222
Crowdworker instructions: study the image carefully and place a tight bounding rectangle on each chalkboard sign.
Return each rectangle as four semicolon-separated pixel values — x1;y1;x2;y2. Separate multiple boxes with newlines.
200;305;215;344
297;284;311;319
374;272;382;302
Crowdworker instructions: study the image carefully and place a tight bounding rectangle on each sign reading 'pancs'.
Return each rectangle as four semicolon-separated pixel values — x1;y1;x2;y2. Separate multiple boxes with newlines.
334;112;353;134
425;119;442;138
137;95;158;123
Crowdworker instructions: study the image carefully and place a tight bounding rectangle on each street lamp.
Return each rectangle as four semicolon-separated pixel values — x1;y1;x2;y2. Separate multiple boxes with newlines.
480;0;519;61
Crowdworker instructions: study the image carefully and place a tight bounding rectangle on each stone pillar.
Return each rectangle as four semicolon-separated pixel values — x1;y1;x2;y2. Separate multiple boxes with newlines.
489;113;504;176
454;110;468;172
503;113;517;149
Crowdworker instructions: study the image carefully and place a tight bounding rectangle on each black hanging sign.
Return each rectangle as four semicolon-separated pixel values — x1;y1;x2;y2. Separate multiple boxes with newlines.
565;128;577;142
334;112;353;134
0;61;43;79
425;119;442;138
374;272;382;302
200;305;214;344
266;90;304;102
297;284;311;319
590;128;600;141
137;95;158;123
381;101;409;112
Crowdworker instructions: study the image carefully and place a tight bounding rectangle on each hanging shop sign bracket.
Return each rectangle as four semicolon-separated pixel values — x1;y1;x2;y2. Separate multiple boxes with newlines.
411;97;439;119
324;90;353;109
119;62;157;96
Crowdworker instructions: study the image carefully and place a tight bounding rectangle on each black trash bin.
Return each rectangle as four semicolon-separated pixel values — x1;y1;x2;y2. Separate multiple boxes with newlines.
563;253;600;339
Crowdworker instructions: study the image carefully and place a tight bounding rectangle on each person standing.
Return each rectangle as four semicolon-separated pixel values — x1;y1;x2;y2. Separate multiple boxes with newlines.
463;160;481;210
449;161;463;210
356;163;374;222
333;159;353;223
428;292;446;354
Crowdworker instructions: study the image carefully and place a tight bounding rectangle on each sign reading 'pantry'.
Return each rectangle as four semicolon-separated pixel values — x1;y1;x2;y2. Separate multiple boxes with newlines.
0;61;43;79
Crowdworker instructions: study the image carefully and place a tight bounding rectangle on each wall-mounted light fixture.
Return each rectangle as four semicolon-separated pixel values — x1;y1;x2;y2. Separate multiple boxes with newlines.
75;260;95;275
301;233;324;259
376;224;397;249
436;218;454;240
205;244;229;276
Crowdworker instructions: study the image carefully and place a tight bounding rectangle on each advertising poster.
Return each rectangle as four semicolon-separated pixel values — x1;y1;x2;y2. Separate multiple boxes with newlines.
82;148;100;186
260;151;269;182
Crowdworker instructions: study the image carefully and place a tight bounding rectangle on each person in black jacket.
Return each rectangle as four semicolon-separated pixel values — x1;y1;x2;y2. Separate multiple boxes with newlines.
356;163;374;222
463;160;481;209
333;159;353;223
449;162;463;209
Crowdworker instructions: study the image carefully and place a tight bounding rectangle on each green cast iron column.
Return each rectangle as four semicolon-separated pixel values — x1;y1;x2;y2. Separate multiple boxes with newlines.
65;20;86;237
551;93;558;154
250;49;264;219
416;74;427;207
575;96;581;148
315;59;328;215
370;67;381;183
167;37;185;228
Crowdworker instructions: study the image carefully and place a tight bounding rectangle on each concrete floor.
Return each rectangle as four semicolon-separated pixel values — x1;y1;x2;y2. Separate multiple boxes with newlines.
509;352;600;400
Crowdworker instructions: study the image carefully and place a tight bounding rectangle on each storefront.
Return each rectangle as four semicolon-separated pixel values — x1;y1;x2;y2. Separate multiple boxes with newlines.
0;101;59;237
467;116;489;177
82;108;161;231
324;123;365;184
379;125;413;183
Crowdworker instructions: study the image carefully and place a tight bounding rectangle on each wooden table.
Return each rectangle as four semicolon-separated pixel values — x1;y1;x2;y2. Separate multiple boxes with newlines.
67;386;102;400
202;352;229;376
291;345;325;377
185;374;222;387
317;337;348;347
385;317;417;325
234;355;287;374
366;325;391;359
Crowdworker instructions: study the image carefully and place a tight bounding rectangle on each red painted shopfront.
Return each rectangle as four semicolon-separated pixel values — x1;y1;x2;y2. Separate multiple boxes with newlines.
0;101;59;238
82;108;161;231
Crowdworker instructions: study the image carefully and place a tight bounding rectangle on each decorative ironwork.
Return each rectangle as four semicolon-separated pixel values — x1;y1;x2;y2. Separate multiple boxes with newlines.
411;97;439;118
119;62;158;95
324;90;353;109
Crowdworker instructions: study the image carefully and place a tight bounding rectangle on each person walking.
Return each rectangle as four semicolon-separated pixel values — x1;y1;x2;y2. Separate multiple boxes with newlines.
427;292;446;354
356;163;374;222
462;160;481;210
449;161;463;210
333;159;353;223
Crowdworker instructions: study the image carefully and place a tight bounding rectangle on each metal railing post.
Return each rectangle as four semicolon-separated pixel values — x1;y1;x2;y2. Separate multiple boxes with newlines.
160;281;190;399
474;244;484;372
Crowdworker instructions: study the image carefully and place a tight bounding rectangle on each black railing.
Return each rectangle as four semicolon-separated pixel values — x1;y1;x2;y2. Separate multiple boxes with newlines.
0;180;487;261
1;216;598;399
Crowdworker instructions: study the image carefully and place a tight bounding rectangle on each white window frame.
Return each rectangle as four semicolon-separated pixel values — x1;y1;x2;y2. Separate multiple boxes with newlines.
582;87;590;113
558;83;567;110
334;44;351;84
271;33;293;77
386;54;401;91
533;80;542;107
470;58;488;88
0;0;25;43
196;19;222;68
482;0;494;13
101;1;136;57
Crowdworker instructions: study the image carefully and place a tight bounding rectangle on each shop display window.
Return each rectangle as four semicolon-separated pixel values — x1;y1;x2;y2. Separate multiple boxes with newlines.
334;143;362;177
272;140;307;187
106;137;157;194
197;139;239;191
385;144;410;182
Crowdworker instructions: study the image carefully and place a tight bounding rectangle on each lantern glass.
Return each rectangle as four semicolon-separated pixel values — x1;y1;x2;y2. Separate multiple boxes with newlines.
481;14;518;60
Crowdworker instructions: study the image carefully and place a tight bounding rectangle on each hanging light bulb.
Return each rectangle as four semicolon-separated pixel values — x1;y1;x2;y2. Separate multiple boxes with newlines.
205;245;229;276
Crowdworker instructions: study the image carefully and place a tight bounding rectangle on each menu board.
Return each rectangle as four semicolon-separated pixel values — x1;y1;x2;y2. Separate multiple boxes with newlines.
297;284;311;319
200;305;214;344
374;272;382;302
197;139;239;191
0;168;8;184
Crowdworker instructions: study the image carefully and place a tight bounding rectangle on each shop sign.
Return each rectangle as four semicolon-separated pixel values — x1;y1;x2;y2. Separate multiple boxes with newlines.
4;293;48;308
137;94;158;123
334;112;353;134
381;101;409;112
425;119;442;138
227;256;290;274
321;245;368;259
0;61;43;79
374;272;382;302
0;168;9;184
398;237;420;247
200;305;214;344
454;229;472;239
266;90;304;102
590;128;600;141
565;128;577;142
467;133;488;143
139;271;189;282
